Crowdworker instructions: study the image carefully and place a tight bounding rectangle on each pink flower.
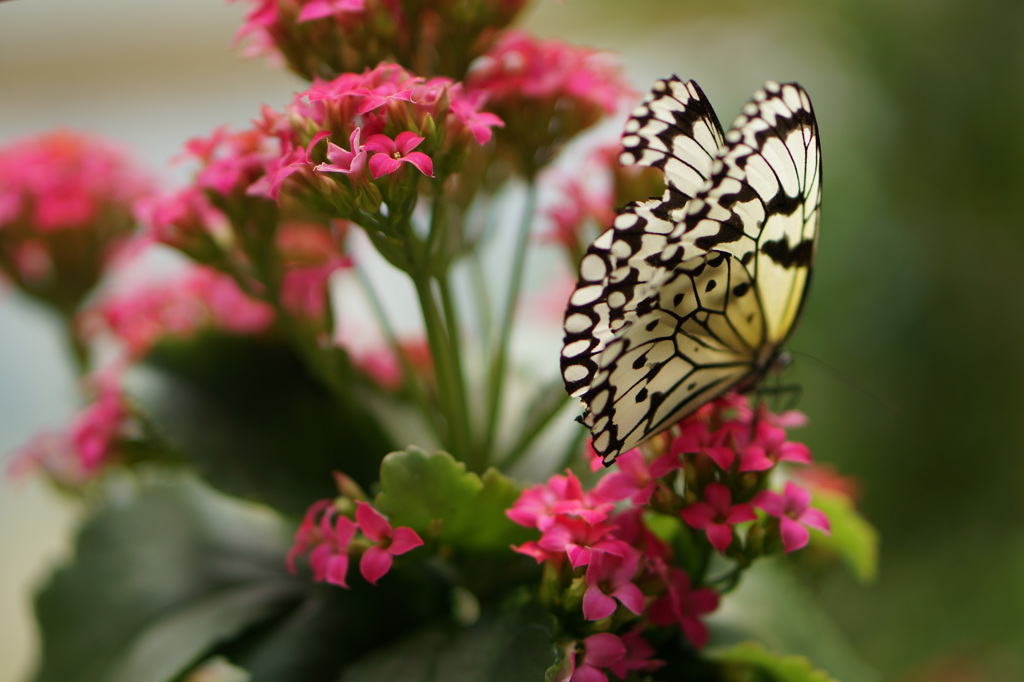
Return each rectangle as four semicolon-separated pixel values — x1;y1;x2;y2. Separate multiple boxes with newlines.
607;628;664;679
355;501;424;584
592;449;681;506
742;421;813;470
88;265;274;358
671;420;736;471
507;470;613;531
0;129;152;233
297;0;365;22
679;482;757;553
582;549;645;620
567;633;626;682
753;482;831;553
793;464;862;503
69;370;127;472
537;518;630;569
287;500;358;587
648;567;719;648
671;394;812;474
315;129;367;177
364;132;434;178
447;88;504;144
7;367;129;483
467;32;632;115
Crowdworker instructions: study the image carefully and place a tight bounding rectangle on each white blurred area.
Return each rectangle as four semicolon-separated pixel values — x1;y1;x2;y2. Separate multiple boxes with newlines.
0;1;840;680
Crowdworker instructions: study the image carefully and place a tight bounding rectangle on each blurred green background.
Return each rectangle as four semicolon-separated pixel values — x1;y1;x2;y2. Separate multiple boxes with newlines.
2;0;1023;680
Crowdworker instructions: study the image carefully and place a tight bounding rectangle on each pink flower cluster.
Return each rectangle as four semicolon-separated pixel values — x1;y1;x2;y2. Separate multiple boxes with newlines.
232;0;529;81
0;130;151;234
254;63;502;206
8;367;129;484
85;265;275;359
287;497;423;587
508;470;717;651
465;32;635;173
0;130;153;311
668;394;828;553
506;394;831;678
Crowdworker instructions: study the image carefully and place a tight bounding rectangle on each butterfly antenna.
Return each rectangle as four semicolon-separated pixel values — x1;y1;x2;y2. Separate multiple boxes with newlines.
787;350;899;419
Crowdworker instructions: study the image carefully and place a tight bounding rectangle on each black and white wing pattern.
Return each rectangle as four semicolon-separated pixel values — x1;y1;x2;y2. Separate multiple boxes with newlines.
561;79;821;464
562;78;725;398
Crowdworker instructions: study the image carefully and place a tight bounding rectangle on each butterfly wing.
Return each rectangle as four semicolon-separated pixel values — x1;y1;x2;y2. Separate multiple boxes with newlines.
581;252;766;461
564;79;822;464
562;78;726;398
659;80;821;345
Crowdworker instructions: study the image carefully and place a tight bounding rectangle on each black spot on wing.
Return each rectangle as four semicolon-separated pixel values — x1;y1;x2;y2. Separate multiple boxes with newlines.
761;236;815;269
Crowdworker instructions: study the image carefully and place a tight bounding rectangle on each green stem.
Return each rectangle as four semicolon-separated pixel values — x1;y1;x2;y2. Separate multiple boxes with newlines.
354;262;442;438
481;183;538;463
411;270;472;461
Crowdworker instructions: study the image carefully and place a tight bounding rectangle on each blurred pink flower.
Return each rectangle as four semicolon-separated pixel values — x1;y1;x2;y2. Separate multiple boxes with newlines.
582;549;644;620
647;566;719;648
297;0;365;22
753;482;831;553
287;500;358;587
561;633;626;682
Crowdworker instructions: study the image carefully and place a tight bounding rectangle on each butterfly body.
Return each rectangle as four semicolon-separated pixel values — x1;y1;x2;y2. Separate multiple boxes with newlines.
562;78;821;464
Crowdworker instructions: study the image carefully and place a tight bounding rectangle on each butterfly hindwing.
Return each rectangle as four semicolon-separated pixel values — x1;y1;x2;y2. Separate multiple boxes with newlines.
581;252;766;461
561;77;726;398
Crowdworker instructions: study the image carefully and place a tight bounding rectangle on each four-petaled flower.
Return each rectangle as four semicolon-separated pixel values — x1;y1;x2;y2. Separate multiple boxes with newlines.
566;633;626;682
753;482;831;552
364;132;434;179
593;449;680;506
647;567;720;649
582;549;645;620
355;501;425;584
680;482;757;553
315;128;367;177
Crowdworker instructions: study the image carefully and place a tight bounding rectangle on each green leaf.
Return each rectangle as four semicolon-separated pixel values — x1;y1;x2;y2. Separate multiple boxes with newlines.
126;333;394;516
31;476;303;682
374;447;532;551
712;641;839;682
809;491;879;583
707;561;882;682
338;606;556;682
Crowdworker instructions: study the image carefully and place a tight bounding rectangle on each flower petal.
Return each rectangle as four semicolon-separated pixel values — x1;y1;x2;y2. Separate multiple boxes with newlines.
368;153;401;178
582;586;617;621
360;545;394;584
388;526;424;555
779;517;811;553
401;151;434;177
355;501;392;542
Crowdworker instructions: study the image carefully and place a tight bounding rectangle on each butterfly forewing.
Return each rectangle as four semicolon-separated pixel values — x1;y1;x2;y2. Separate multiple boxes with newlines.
563;78;820;464
561;77;726;399
660;81;821;343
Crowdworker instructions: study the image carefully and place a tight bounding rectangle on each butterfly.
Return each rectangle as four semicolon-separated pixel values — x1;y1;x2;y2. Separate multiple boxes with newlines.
561;77;821;465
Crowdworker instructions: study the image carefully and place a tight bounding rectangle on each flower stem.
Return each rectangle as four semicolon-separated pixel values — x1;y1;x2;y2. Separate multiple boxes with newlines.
411;270;472;462
354;262;442;438
481;183;538;463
